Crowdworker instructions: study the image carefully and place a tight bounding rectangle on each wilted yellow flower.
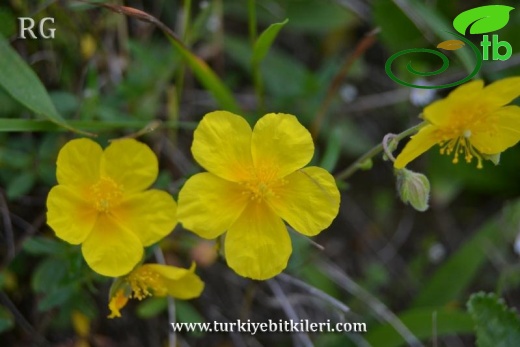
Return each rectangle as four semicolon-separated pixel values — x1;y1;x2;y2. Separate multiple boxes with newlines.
47;138;177;277
177;111;340;280
108;263;204;318
395;77;520;169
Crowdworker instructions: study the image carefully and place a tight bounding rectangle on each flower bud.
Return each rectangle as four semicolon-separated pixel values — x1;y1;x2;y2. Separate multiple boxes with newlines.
395;168;430;212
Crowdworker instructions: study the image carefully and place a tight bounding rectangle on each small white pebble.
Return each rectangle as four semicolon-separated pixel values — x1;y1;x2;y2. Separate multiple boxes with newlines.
514;233;520;256
428;242;446;264
410;78;436;106
339;84;358;103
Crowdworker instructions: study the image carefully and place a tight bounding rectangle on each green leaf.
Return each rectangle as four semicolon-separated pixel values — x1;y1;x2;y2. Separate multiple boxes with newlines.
6;171;35;199
251;19;288;67
453;5;514;35
0;305;14;334
38;285;74;311
168;39;240;114
0;34;82;133
467;292;520;347
137;297;167;318
23;237;68;256
176;300;205;337
31;258;67;293
413;200;520;308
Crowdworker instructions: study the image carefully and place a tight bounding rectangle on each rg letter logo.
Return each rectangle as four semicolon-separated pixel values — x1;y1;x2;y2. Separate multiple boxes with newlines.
18;17;56;39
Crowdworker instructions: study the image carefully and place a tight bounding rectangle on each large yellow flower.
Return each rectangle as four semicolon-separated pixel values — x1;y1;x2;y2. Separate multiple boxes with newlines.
108;263;204;318
394;77;520;169
47;138;177;277
177;111;340;280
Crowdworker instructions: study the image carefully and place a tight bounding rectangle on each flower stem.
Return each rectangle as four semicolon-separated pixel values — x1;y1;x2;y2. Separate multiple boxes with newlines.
335;121;426;181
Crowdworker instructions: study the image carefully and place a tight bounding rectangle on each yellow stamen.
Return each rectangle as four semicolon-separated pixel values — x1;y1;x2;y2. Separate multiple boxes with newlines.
127;268;164;300
89;177;123;212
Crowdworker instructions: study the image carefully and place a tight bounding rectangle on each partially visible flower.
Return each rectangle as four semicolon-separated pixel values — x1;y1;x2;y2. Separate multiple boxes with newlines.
47;138;177;277
72;310;90;347
108;263;204;318
395;77;520;169
177;111;340;280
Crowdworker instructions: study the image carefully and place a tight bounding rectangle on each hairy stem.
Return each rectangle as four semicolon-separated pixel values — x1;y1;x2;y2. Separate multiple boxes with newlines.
335;121;426;181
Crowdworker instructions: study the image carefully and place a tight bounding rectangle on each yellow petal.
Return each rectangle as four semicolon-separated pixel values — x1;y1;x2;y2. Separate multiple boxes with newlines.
470;105;520;154
225;202;291;280
46;186;97;244
82;215;143;277
482;76;520;108
177;173;249;239
424;80;484;126
143;264;204;299
114;190;177;246
268;167;340;236
108;290;129;319
101;139;158;194
251;113;314;180
447;79;484;101
56;138;102;189
394;125;439;169
191;111;254;182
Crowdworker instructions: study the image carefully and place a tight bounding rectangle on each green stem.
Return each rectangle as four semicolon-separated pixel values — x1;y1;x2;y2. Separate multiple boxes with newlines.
181;0;192;41
249;0;264;112
335;121;426;181
248;0;257;46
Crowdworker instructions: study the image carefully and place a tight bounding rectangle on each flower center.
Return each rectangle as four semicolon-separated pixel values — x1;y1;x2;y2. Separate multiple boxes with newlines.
239;165;287;202
89;177;123;212
127;269;163;300
242;180;276;201
438;134;483;169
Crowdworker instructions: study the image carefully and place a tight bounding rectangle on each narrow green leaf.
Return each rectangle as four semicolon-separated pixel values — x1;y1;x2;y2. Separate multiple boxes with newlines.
467;292;520;347
413;199;520;308
393;1;476;74
319;126;342;172
168;38;240;113
251;19;288;67
0;34;83;133
453;5;514;35
365;308;474;347
0;119;196;132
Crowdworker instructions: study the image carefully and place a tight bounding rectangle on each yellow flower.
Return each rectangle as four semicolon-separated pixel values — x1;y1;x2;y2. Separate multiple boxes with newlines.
47;138;177;277
177;111;340;280
395;77;520;169
108;263;204;318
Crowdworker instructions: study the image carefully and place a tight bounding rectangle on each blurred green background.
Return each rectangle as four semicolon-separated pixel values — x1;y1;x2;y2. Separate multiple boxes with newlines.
0;0;519;346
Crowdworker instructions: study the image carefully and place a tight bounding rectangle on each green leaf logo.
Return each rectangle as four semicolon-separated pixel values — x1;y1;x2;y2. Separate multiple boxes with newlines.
453;5;514;35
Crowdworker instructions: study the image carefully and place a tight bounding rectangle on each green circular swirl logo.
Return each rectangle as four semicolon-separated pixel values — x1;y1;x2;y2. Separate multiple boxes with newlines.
385;5;514;89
